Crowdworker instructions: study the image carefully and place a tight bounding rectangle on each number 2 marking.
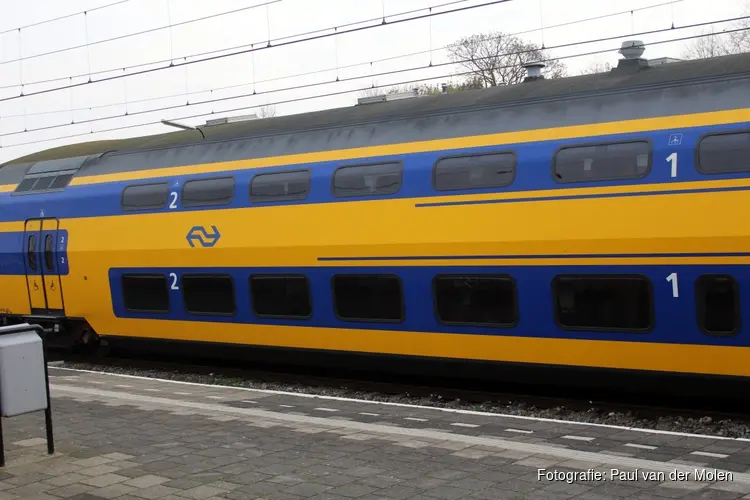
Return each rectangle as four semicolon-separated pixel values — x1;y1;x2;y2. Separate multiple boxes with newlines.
169;273;179;290
666;152;678;178
169;192;178;209
666;272;679;298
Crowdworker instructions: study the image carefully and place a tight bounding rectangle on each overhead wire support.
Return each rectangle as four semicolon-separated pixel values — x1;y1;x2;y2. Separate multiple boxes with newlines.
2;18;747;147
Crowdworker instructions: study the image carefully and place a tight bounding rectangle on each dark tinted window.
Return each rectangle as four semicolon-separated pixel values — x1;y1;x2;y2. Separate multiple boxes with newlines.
32;176;55;191
250;275;311;318
434;275;517;326
15;178;37;193
49;174;74;190
434;152;516;191
122;274;169;313
553;141;650;182
332;162;402;197
696;275;740;335
697;131;750;174
251;170;311;202
182;274;235;315
44;234;54;271
332;275;403;322
182;177;235;207
122;182;169;211
553;275;652;331
27;235;37;271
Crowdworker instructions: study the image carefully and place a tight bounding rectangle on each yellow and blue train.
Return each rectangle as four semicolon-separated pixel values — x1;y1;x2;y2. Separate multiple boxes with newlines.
2;49;750;392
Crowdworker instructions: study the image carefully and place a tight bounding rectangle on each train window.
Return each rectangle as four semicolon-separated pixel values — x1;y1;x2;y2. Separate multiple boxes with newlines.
696;275;740;335
27;235;37;271
332;275;403;322
44;235;54;272
122;274;170;313
182;274;236;315
332;162;402;197
553;275;652;331
433;152;516;191
121;182;169;211
15;178;37;193
49;174;74;190
31;176;55;191
434;275;518;327
553;141;651;183
182;177;235;207
697;131;750;174
250;275;312;318
250;170;311;202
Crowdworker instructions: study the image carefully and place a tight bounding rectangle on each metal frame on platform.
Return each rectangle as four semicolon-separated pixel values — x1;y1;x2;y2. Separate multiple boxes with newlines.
0;323;54;467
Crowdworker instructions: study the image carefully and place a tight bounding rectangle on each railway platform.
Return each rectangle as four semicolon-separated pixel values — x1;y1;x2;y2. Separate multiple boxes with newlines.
0;368;749;499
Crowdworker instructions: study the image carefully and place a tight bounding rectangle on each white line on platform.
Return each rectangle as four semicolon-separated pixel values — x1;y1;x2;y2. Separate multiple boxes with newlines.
314;408;339;412
505;428;533;434
404;417;428;422
360;412;380;416
625;443;657;450
50;383;750;485
690;450;729;458
451;422;480;428
562;435;595;442
49;366;745;442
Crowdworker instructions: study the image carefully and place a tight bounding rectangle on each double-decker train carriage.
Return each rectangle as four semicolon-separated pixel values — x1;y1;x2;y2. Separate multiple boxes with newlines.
2;44;750;395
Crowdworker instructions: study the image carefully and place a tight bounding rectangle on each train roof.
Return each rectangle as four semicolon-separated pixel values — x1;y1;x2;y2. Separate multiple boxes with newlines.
3;51;750;170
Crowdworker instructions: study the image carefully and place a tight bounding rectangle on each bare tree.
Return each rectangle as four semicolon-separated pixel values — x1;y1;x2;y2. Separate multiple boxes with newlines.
682;10;750;59
446;32;566;87
258;104;276;118
579;60;612;75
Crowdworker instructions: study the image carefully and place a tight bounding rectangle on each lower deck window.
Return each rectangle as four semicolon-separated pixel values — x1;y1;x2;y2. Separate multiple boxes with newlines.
250;275;312;318
434;275;517;326
696;275;740;335
553;275;652;331
332;275;403;322
122;274;169;313
182;274;235;315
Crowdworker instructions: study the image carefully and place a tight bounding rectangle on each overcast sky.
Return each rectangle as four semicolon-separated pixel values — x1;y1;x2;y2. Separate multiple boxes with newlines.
0;0;746;164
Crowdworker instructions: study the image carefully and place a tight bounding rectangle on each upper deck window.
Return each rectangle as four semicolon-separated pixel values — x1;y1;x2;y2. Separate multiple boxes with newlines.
433;152;516;191
697;131;750;174
553;141;651;183
121;182;169;211
250;170;311;202
182;176;235;207
332;162;402;197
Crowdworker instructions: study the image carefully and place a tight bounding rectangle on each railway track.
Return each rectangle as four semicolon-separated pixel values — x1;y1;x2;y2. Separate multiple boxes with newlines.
52;351;750;438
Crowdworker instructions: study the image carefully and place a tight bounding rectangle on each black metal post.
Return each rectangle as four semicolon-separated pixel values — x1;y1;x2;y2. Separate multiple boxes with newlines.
37;326;55;455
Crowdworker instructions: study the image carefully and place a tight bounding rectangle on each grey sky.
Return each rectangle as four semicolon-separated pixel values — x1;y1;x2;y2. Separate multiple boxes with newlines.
0;0;746;164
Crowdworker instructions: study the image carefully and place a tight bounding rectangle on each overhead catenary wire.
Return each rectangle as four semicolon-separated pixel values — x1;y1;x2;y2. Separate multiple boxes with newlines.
0;0;512;101
1;13;745;139
0;0;685;120
0;0;283;68
0;0;478;91
0;0;130;36
3;25;748;151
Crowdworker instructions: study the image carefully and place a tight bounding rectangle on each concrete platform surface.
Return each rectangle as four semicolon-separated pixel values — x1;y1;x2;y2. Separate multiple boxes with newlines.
0;367;747;499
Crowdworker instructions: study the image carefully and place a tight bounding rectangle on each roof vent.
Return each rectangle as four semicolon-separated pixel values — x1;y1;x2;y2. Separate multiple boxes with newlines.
357;88;419;105
615;40;649;71
523;61;545;82
204;113;259;126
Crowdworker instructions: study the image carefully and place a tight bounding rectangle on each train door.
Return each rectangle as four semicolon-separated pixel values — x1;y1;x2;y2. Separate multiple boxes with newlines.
23;219;65;315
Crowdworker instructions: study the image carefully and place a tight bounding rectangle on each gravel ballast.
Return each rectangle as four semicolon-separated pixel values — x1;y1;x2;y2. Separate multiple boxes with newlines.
57;361;750;439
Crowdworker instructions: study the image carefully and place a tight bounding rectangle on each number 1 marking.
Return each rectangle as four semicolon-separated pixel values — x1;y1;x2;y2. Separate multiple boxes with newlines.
169;272;179;290
666;152;678;178
666;272;679;297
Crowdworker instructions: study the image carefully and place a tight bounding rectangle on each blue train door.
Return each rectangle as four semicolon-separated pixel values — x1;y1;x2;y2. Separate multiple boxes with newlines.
23;218;65;315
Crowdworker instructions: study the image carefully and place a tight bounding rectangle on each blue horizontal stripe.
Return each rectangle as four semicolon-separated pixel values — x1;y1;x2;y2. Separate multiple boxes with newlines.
109;263;750;348
1;121;749;223
415;185;750;208
318;252;750;262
